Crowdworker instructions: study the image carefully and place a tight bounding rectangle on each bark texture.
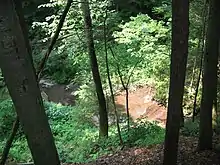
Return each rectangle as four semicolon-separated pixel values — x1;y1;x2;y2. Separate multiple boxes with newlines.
81;0;108;137
0;0;73;164
163;0;189;164
198;0;220;150
0;1;60;164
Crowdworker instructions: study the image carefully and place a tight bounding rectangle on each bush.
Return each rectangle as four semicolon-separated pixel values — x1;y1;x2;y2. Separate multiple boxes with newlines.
73;83;99;116
125;119;165;146
180;119;199;137
0;100;165;163
90;119;165;159
0;99;16;138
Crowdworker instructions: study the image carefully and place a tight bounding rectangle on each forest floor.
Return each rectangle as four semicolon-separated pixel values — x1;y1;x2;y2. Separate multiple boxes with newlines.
65;136;220;165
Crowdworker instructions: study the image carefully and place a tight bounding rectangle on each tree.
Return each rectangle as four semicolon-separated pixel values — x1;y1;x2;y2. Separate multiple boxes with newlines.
103;10;123;144
198;0;220;150
192;0;208;122
0;0;60;164
81;0;108;137
163;0;189;164
0;0;72;164
109;46;141;133
36;0;73;79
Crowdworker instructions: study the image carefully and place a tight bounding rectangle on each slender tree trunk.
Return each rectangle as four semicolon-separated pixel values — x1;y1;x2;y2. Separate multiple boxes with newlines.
0;1;72;164
125;87;129;132
103;11;123;144
192;67;203;122
108;46;130;132
0;116;19;165
198;0;220;151
192;0;208;122
212;41;219;133
37;0;73;79
109;46;142;133
163;0;189;164
81;0;108;137
0;1;60;164
180;107;184;128
212;91;217;132
190;57;197;89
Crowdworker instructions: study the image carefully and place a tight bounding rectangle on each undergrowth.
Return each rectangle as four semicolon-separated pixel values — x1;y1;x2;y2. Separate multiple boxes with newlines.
0;100;165;163
180;118;199;137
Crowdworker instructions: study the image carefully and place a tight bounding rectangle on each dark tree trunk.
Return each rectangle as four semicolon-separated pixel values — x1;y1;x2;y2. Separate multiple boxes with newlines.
163;0;189;164
0;116;19;165
0;0;72;164
192;0;208;122
198;0;220;151
0;1;60;165
81;0;108;137
212;91;218;132
180;107;184;128
0;1;31;164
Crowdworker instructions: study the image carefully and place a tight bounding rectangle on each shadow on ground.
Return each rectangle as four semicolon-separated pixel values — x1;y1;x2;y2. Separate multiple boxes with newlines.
64;136;220;165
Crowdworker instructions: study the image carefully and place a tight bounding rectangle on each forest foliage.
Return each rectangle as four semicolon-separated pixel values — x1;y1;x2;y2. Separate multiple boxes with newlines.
0;0;218;164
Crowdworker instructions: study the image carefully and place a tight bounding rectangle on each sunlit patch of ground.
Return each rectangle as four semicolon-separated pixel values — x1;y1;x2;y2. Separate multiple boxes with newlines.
115;86;167;127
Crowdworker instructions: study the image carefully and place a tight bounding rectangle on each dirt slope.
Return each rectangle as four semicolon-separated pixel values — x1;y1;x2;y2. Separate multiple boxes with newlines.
115;86;167;127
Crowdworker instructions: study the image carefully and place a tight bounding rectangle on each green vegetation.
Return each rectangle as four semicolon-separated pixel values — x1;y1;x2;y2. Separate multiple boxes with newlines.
180;119;200;137
1;0;219;164
0;100;164;163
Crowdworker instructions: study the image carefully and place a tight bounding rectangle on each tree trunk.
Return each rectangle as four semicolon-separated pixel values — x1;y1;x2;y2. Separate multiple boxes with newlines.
198;0;220;151
0;1;60;165
0;1;31;164
125;87;130;132
192;0;208;122
163;0;189;164
0;0;72;164
212;93;217;132
180;107;184;128
37;0;73;79
103;11;123;144
81;0;108;137
0;116;19;165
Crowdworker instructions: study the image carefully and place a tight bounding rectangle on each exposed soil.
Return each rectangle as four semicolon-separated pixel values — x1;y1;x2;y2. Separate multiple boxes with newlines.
115;86;167;127
41;83;167;126
40;82;168;127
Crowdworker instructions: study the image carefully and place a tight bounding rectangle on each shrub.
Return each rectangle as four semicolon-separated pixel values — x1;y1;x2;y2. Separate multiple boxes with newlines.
0;101;165;163
90;119;165;159
180;119;199;137
0;99;16;138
